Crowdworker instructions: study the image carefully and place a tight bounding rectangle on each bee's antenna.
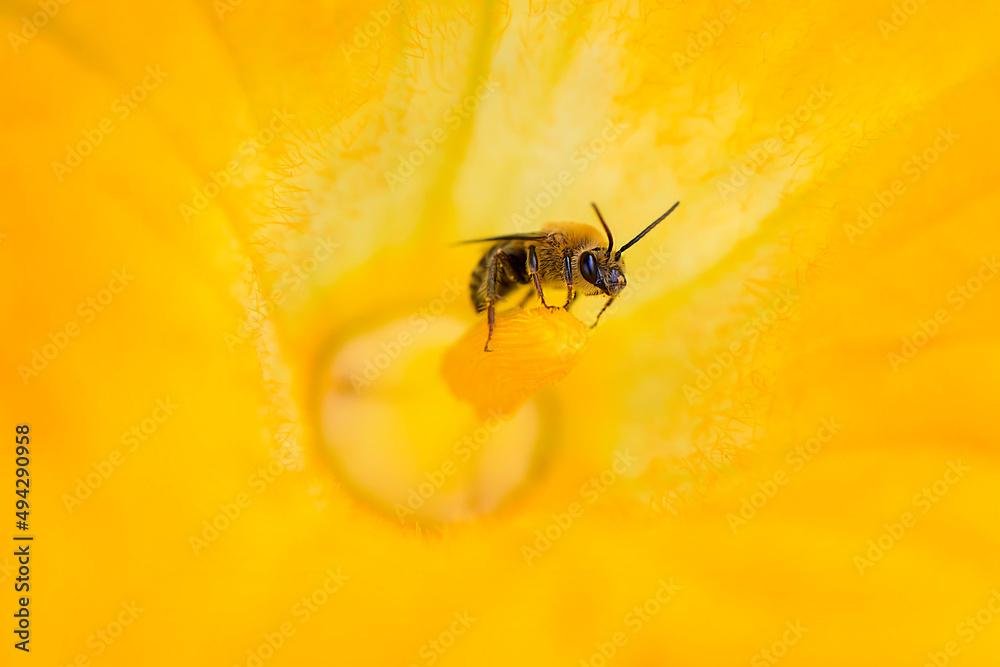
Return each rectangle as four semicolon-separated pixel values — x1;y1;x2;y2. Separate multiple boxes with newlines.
615;201;680;260
590;203;614;260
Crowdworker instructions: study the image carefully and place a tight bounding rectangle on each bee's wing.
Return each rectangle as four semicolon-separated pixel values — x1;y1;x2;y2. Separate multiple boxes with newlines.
454;233;548;246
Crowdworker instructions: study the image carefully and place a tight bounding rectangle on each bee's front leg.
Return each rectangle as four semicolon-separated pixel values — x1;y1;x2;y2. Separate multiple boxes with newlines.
592;296;616;328
562;253;575;309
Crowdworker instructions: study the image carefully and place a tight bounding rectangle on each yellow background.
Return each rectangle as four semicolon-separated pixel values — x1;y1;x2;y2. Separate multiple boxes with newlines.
2;0;999;665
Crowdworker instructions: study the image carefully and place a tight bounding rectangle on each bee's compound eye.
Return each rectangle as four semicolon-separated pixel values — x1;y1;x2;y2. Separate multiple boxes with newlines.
579;252;599;284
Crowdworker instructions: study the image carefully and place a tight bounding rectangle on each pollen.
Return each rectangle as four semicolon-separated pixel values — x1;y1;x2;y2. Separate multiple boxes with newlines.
441;307;589;418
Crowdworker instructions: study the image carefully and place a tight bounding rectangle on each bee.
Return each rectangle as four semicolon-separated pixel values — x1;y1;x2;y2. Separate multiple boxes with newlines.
464;201;680;351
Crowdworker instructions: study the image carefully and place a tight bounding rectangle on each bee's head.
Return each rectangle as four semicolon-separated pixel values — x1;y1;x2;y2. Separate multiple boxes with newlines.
578;250;627;296
585;200;680;297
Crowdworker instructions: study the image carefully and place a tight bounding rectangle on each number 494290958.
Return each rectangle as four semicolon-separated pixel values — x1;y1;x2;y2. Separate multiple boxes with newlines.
15;424;30;531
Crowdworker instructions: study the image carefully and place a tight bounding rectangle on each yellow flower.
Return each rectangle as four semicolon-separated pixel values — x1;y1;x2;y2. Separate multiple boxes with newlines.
3;0;999;665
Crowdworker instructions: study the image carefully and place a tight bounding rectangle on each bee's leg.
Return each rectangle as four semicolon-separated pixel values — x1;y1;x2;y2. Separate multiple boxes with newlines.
526;245;552;309
562;254;575;309
486;302;496;351
484;249;512;352
591;296;616;328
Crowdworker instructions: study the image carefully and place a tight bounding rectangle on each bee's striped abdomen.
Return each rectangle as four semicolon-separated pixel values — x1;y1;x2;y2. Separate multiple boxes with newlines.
469;242;529;312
